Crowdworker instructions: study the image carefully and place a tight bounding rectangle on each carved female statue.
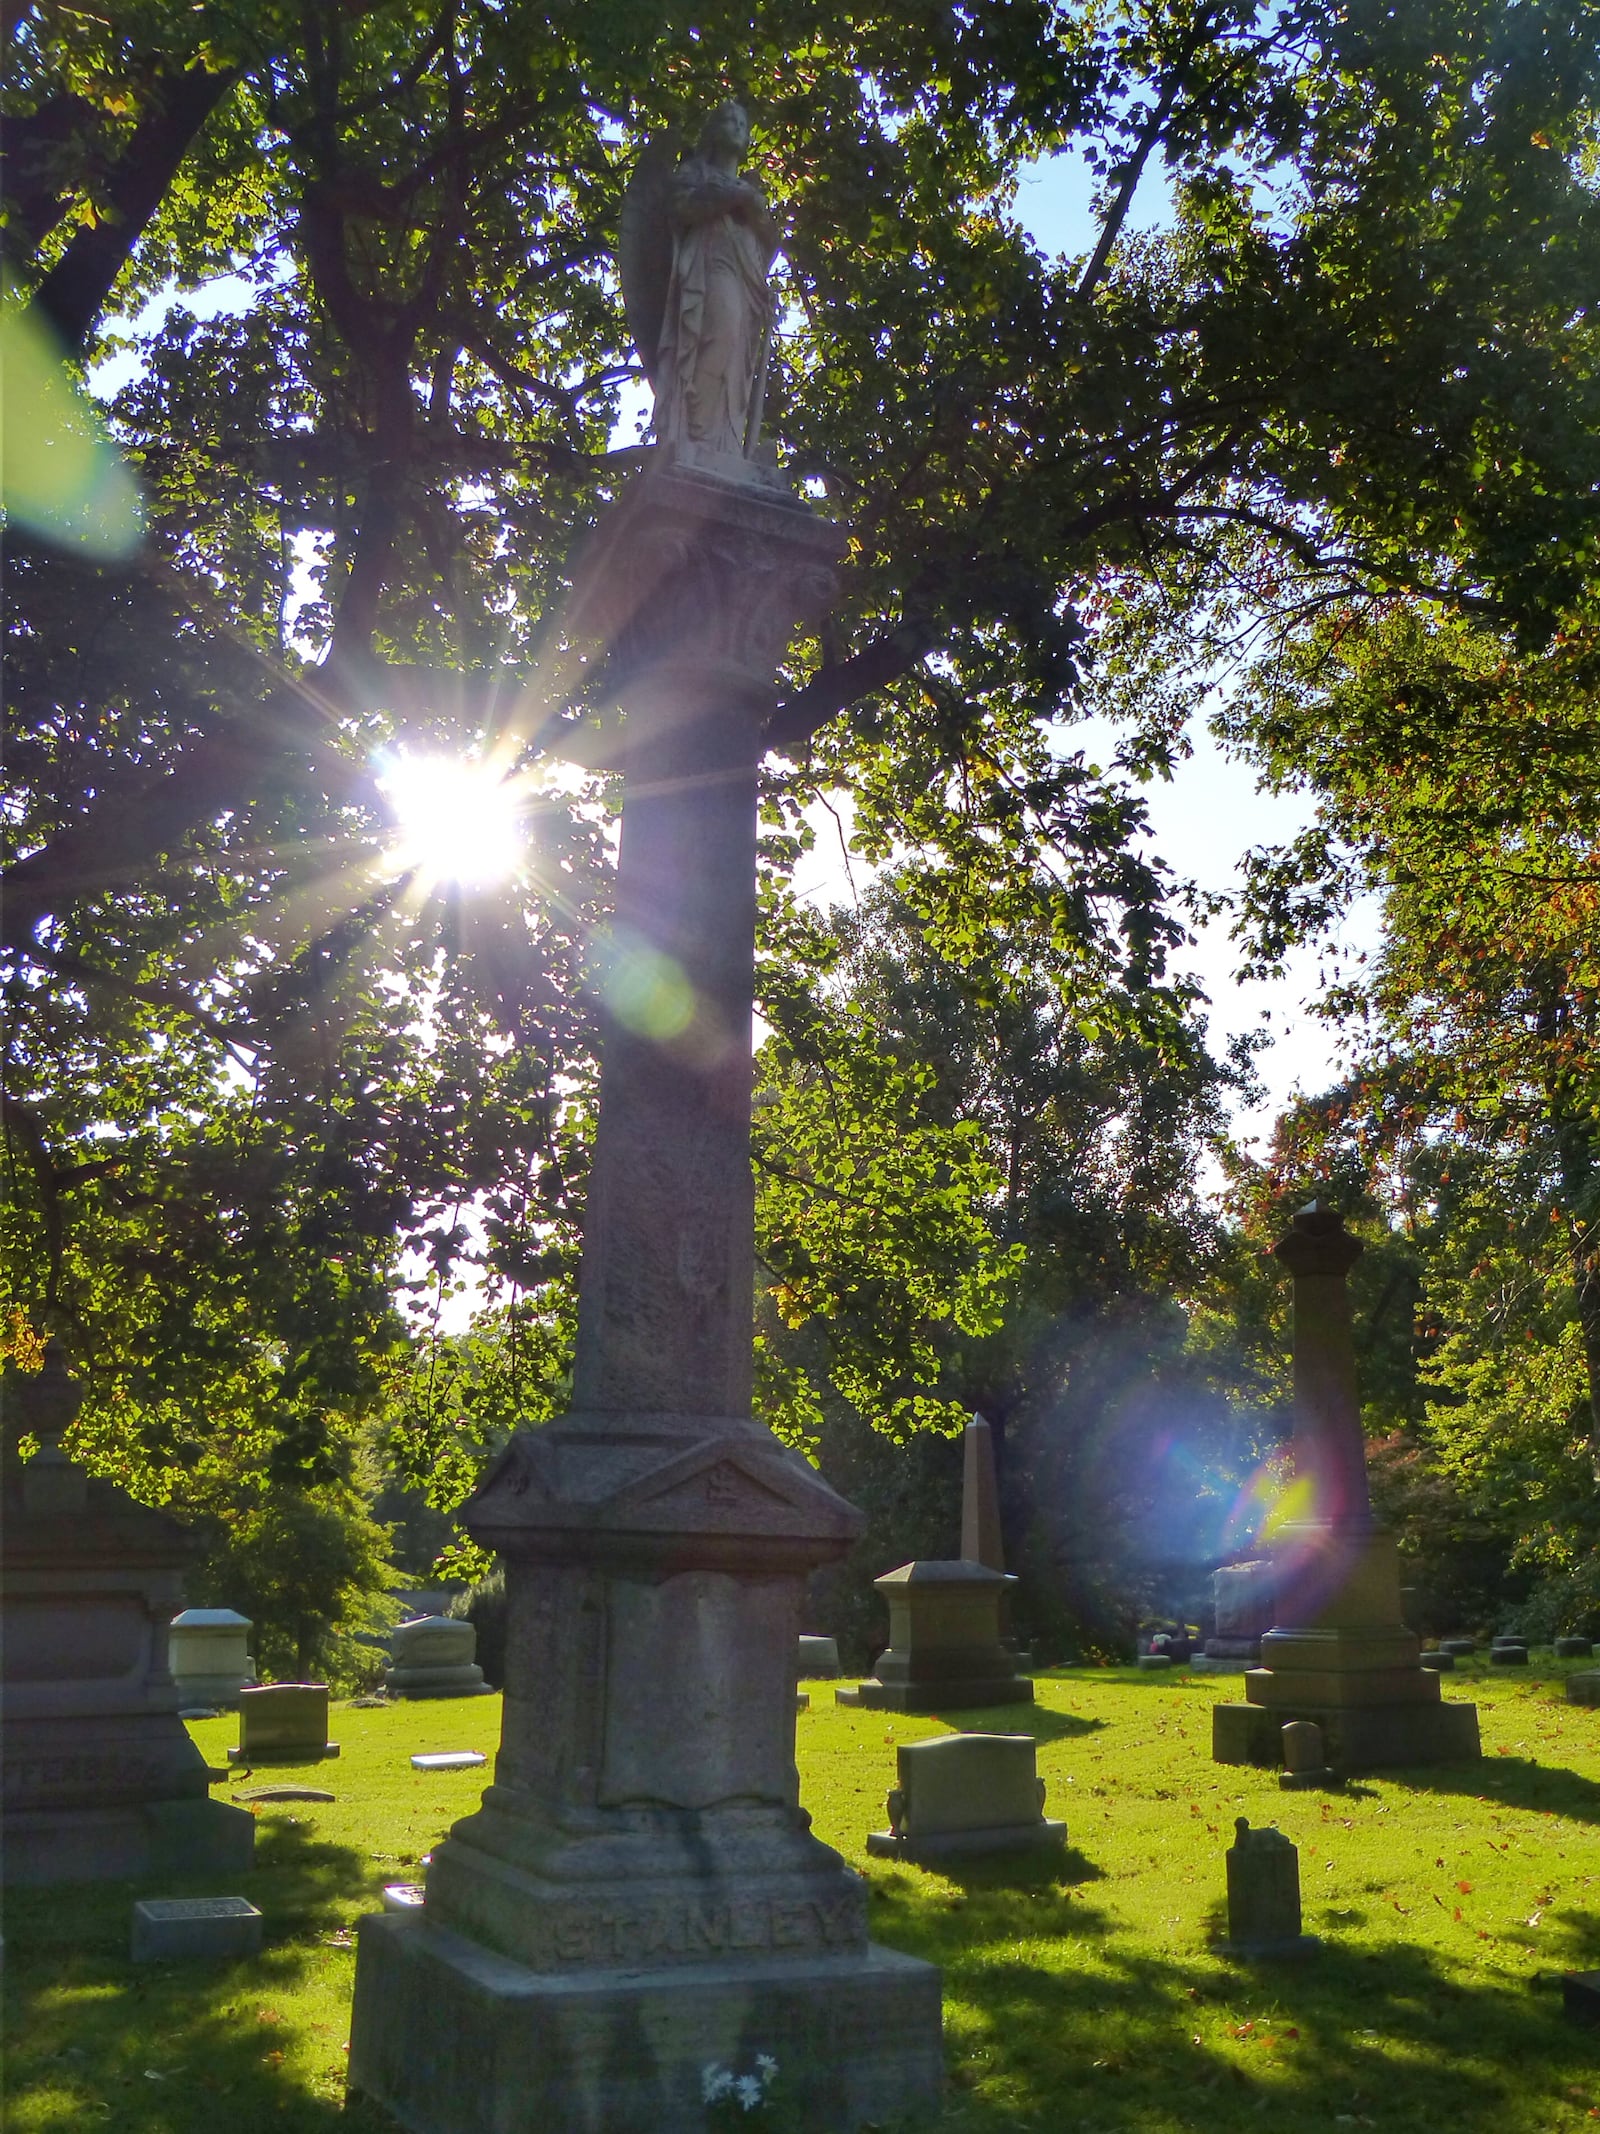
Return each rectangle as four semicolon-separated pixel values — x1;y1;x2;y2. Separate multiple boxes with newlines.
620;100;779;463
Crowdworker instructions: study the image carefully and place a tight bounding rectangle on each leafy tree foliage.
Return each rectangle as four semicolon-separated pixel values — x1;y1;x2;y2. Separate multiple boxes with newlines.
8;0;1600;1556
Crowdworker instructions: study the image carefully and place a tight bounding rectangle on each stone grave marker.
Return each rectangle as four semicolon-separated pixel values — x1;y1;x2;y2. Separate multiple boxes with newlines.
384;1615;489;1700
384;1884;426;1913
410;1750;486;1772
836;1559;1033;1712
1555;1636;1594;1660
1439;1638;1476;1658
1278;1720;1334;1789
1212;1205;1480;1772
1419;1650;1454;1671
1221;1819;1319;1958
1206;1559;1276;1665
2;1344;255;1886
1490;1640;1529;1667
1567;1671;1600;1706
168;1609;255;1708
797;1635;839;1678
229;1684;338;1763
344;147;944;2127
131;1895;262;1963
961;1414;1031;1665
866;1734;1065;1864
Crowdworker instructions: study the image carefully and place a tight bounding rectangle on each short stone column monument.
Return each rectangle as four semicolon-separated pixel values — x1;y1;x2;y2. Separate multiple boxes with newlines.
1;1343;255;1886
866;1734;1065;1863
1220;1819;1319;1959
836;1560;1034;1712
384;1614;489;1699
169;1608;255;1708
1212;1205;1480;1772
347;100;942;2134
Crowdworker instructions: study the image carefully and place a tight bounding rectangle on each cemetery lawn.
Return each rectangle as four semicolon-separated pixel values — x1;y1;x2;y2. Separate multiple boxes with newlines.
4;1663;1599;2132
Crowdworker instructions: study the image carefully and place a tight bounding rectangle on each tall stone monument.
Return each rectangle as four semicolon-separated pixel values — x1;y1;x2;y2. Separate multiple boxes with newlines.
960;1411;1030;1665
2;1344;255;1885
1212;1204;1480;1771
347;101;942;2134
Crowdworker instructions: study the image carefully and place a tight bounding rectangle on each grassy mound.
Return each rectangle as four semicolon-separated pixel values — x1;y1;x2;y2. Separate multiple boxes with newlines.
6;1661;1600;2130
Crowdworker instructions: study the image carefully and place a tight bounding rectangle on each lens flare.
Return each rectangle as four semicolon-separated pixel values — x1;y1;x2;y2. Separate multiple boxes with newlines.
378;751;524;889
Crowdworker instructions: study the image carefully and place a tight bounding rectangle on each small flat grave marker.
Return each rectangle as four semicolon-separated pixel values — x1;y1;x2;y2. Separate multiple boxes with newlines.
383;1883;426;1912
132;1896;262;1963
409;1751;486;1771
233;1785;336;1803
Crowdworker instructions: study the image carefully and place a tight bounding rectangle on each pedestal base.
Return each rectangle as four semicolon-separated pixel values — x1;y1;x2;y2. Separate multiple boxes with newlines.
3;1795;256;1887
1212;1697;1480;1770
347;1910;942;2134
865;1819;1066;1865
835;1676;1033;1714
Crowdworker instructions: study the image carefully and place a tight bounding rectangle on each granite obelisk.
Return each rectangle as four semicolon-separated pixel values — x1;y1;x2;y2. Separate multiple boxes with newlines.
347;103;942;2134
1212;1204;1479;1771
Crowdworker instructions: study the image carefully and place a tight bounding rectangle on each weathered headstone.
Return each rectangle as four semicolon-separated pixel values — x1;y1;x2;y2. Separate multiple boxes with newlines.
1278;1719;1333;1790
1221;1819;1319;1958
168;1609;255;1708
1419;1650;1454;1671
1;1344;255;1886
384;1615;489;1700
835;1560;1033;1712
1206;1559;1276;1664
866;1734;1065;1864
1490;1640;1529;1667
345;111;942;2134
131;1895;262;1962
1568;1671;1600;1706
1439;1638;1477;1658
1212;1205;1480;1772
797;1635;839;1678
1137;1653;1173;1672
1555;1636;1594;1660
229;1684;338;1763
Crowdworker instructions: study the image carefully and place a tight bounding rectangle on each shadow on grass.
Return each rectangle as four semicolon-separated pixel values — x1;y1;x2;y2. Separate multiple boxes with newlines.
3;1818;402;2134
864;1869;1597;2132
1397;1753;1600;1826
914;1702;1104;1745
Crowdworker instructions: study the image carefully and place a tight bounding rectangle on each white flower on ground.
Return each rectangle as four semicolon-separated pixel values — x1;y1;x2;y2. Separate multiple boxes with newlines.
755;2055;778;2079
701;2065;735;2103
734;2075;764;2109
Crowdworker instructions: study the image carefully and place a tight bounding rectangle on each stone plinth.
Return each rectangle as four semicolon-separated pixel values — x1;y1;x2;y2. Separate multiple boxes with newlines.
797;1635;840;1679
346;458;941;2133
1212;1206;1479;1774
229;1683;338;1763
836;1561;1033;1713
386;1614;490;1699
168;1608;254;1708
866;1733;1065;1864
1;1346;255;1886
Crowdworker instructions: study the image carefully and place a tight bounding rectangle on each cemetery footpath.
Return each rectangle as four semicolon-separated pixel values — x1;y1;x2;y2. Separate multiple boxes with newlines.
6;1663;1600;2132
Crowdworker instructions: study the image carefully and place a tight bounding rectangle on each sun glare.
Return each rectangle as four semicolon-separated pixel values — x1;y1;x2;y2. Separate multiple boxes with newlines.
379;751;525;889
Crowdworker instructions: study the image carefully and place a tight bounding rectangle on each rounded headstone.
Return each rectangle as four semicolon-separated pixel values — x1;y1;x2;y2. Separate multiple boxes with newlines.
1281;1720;1325;1775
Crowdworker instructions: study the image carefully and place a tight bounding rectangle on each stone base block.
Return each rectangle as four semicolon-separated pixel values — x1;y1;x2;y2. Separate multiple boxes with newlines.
4;1795;256;1888
347;1910;943;2134
228;1742;339;1763
1213;1697;1480;1771
835;1676;1033;1714
1567;1671;1600;1706
132;1895;262;1962
865;1819;1067;1865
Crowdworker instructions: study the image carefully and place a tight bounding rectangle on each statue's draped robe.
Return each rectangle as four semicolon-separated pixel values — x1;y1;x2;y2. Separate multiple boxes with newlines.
655;159;773;456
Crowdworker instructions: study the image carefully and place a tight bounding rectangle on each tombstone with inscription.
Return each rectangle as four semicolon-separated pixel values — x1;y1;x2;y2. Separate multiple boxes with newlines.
229;1683;338;1762
867;1734;1065;1864
835;1560;1034;1713
384;1614;490;1699
1221;1819;1319;1959
345;100;942;2134
1;1344;255;1887
169;1608;255;1708
1212;1205;1481;1773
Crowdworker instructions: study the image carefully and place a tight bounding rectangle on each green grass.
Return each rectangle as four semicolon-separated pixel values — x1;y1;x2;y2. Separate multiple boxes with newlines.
7;1662;1600;2131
